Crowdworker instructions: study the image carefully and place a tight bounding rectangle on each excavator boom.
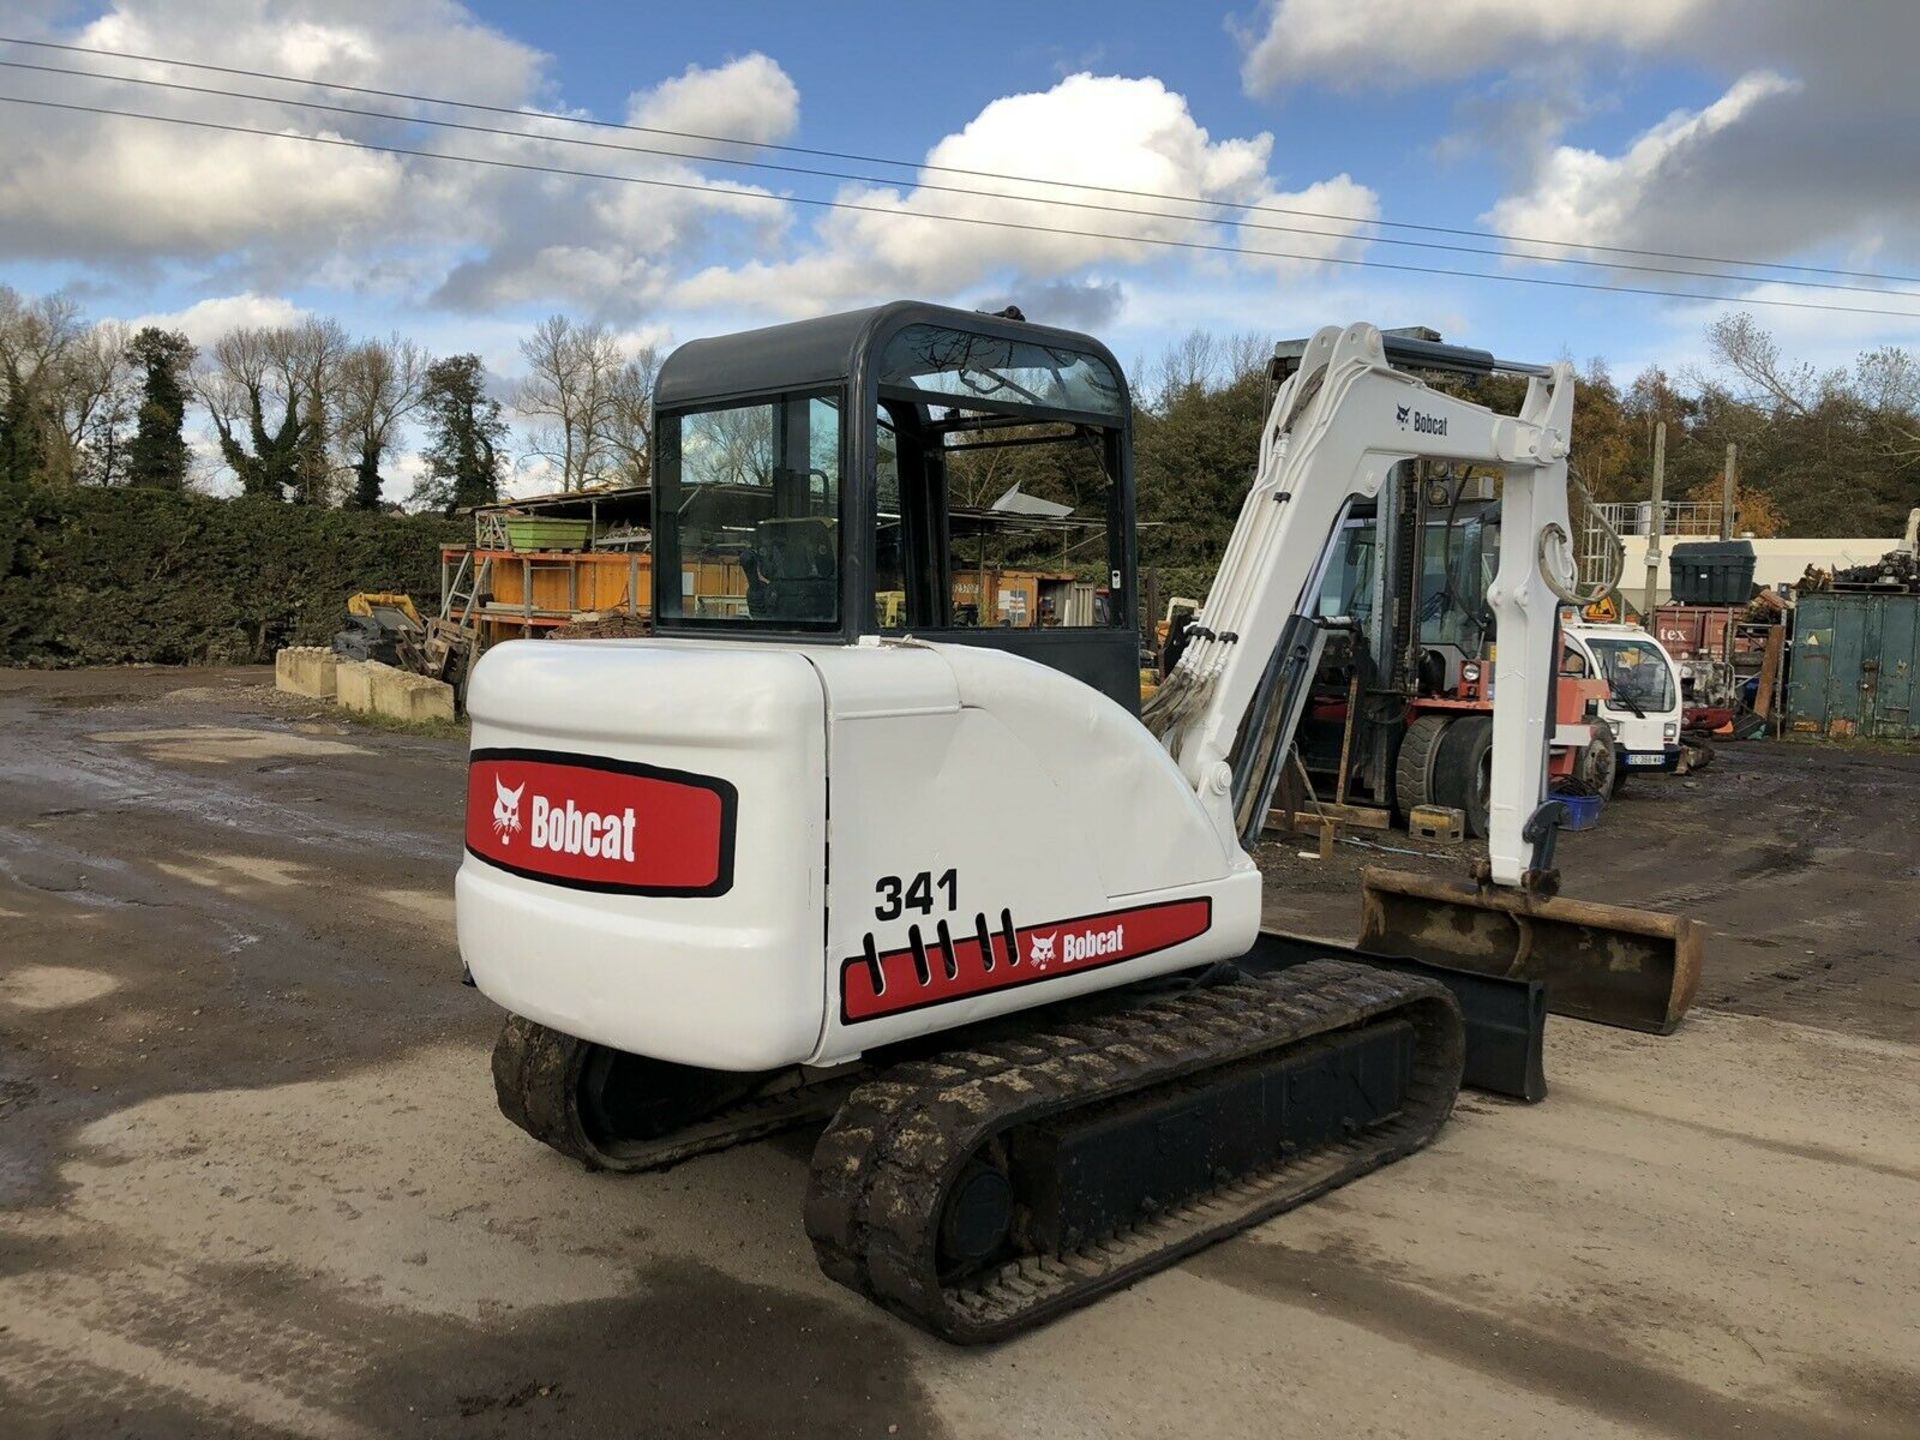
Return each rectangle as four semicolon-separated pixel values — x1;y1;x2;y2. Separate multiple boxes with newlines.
1147;323;1698;1032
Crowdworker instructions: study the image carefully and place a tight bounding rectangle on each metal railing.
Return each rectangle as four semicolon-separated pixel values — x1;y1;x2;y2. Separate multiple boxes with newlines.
1595;500;1724;538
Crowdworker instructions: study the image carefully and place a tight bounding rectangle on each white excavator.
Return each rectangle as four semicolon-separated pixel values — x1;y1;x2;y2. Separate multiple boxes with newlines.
458;306;1698;1341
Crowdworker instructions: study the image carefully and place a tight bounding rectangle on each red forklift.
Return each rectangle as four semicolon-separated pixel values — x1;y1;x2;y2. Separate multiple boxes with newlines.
1298;467;1617;837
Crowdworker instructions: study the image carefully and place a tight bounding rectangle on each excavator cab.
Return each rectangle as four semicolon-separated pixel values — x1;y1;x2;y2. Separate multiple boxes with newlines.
651;301;1141;708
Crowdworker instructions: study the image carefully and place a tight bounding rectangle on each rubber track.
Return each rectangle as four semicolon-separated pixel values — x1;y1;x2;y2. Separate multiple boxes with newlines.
491;1015;854;1173
804;959;1463;1343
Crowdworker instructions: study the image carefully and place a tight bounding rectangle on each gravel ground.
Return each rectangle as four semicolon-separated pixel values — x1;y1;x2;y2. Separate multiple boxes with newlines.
1;664;1915;1439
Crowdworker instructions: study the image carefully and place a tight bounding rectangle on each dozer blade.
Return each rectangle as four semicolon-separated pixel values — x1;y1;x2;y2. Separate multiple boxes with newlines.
1357;867;1702;1035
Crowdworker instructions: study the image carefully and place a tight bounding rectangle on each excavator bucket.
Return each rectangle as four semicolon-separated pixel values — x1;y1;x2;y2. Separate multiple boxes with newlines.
1357;867;1702;1034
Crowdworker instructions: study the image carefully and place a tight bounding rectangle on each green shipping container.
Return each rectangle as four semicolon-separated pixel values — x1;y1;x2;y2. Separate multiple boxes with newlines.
1787;591;1919;739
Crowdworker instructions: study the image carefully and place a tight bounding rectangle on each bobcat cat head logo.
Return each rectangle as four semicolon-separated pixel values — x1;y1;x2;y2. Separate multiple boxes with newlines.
1395;404;1411;426
1027;931;1057;967
492;778;525;843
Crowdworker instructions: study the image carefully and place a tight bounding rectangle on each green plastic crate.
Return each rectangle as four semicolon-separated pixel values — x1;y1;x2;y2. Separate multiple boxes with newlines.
504;518;592;552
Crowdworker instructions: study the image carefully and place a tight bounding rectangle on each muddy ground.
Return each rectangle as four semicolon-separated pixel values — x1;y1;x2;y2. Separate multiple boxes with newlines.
1;665;1915;1440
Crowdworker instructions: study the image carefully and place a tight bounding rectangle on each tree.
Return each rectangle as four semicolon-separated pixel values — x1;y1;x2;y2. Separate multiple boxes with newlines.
1132;337;1274;595
604;343;662;487
1569;359;1636;503
514;314;624;490
1681;478;1786;538
0;287;84;485
196;318;346;502
1691;312;1919;536
336;335;428;509
416;353;506;513
124;327;195;490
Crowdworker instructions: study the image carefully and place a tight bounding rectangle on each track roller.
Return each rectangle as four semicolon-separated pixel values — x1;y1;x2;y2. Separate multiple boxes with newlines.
805;959;1463;1343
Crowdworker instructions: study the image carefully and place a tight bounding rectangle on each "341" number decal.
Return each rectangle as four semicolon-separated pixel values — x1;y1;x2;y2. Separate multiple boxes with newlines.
873;869;958;921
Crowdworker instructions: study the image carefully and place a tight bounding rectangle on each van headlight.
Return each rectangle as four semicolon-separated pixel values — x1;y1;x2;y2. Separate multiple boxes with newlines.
1663;721;1678;741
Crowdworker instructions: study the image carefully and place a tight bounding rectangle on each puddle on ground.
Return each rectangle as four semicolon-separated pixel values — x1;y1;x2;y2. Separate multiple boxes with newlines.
86;727;371;764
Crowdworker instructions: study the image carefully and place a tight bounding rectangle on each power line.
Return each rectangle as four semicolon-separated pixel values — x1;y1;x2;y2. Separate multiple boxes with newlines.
6;31;1918;291
6;92;1920;321
7;54;1915;302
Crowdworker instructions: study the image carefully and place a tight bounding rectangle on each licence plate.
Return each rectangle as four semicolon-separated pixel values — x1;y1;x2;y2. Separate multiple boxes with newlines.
1627;753;1665;767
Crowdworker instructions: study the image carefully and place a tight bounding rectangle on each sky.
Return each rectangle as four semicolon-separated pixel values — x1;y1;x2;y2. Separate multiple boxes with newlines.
4;1;1919;498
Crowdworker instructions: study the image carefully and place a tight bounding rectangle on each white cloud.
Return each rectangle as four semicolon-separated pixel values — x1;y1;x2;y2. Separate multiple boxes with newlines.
426;54;798;315
0;0;544;268
130;293;309;345
1238;0;1709;93
1484;71;1801;249
671;73;1378;320
0;4;795;323
628;53;799;147
1235;3;1920;293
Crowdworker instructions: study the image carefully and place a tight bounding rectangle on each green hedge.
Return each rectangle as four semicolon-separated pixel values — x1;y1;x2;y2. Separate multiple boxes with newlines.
0;483;465;666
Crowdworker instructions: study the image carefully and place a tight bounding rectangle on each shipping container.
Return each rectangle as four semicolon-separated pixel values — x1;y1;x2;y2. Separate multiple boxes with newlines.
1787;591;1920;739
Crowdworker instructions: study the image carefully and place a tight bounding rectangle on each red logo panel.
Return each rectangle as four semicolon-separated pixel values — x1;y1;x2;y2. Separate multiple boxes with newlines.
841;897;1212;1023
465;748;736;896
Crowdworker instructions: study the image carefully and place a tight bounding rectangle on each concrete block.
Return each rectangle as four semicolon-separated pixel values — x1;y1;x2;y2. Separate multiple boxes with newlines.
333;659;455;723
274;646;338;699
372;665;457;724
334;659;377;714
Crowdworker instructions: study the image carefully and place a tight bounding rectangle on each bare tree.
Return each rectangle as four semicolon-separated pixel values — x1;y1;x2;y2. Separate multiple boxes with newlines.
58;321;138;485
335;334;428;509
515;314;624;491
1703;312;1842;418
1223;330;1273;385
1856;346;1920;472
195;318;347;501
605;341;662;487
1151;329;1222;409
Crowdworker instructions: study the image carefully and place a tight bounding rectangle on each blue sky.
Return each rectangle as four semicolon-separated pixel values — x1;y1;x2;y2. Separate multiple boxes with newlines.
5;1;1918;494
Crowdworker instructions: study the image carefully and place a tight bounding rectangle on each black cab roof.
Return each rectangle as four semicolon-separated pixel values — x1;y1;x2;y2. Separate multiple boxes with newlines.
654;299;1131;418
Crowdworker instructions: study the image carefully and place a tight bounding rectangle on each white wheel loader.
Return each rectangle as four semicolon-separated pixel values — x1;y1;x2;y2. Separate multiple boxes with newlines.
458;306;1699;1341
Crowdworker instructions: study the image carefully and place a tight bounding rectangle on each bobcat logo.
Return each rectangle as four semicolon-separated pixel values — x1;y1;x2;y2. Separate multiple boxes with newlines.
492;778;525;844
1027;931;1057;968
1395;404;1411;427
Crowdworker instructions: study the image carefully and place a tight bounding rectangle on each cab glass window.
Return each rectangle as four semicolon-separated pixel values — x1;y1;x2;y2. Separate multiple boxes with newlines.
879;324;1125;420
656;392;841;628
1419;511;1497;649
1316;518;1376;623
871;325;1127;634
1588;636;1676;712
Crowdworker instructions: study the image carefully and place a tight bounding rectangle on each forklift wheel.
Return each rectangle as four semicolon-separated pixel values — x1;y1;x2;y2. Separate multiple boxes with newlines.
1431;715;1493;839
1394;714;1451;821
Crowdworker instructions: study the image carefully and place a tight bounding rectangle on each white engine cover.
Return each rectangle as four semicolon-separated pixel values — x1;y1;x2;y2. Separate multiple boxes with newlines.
457;636;1259;1071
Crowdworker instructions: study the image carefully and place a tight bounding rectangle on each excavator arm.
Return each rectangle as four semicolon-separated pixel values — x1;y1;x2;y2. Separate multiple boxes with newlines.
1146;323;1700;1033
1147;322;1574;887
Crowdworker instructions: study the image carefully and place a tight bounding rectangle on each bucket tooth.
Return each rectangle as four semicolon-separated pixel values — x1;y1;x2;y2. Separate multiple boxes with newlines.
1357;867;1702;1035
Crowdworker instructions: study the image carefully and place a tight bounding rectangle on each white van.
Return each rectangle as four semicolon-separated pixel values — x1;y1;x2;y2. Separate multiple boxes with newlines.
1564;622;1683;782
